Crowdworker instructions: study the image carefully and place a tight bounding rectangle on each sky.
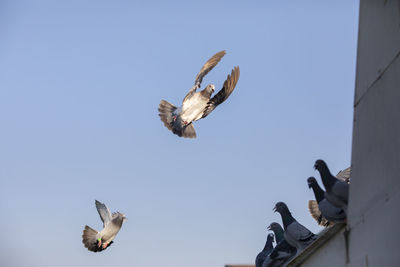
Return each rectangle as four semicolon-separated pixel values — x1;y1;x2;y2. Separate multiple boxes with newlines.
0;1;359;267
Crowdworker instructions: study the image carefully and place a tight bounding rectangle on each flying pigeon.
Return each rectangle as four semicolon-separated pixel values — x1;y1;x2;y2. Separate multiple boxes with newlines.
262;222;297;267
273;202;317;252
158;50;240;138
307;177;346;227
314;159;350;211
82;200;127;252
255;233;274;267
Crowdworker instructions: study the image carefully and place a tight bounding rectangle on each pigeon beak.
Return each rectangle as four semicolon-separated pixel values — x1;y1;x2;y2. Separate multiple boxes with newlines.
314;163;318;170
308;183;312;189
267;225;271;231
273;206;277;213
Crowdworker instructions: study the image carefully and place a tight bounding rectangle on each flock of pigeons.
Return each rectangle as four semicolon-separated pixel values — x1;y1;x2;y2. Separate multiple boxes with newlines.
255;160;351;267
82;51;240;252
80;51;351;267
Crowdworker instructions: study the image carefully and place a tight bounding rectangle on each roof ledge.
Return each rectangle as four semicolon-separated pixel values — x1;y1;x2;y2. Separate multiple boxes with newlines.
285;223;346;267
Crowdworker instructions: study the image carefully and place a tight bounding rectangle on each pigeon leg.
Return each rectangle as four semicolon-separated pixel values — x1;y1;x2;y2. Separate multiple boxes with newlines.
102;242;108;249
97;238;102;248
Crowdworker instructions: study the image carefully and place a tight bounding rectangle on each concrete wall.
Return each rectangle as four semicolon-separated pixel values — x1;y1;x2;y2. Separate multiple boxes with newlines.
348;0;400;266
284;1;400;266
300;227;347;267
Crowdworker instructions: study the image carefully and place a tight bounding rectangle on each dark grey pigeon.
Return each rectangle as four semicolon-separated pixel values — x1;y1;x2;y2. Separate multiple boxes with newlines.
158;50;240;138
307;177;346;227
255;233;274;267
314;159;350;211
262;222;297;267
82;200;127;252
274;202;317;252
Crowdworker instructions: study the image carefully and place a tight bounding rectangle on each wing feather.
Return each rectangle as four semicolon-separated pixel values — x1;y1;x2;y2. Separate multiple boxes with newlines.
95;200;112;227
183;51;226;103
201;66;240;118
308;200;333;227
195;50;226;86
336;167;351;183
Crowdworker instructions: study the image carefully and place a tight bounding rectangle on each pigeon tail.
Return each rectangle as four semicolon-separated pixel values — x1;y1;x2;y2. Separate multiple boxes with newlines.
181;123;196;138
158;100;177;132
82;225;112;252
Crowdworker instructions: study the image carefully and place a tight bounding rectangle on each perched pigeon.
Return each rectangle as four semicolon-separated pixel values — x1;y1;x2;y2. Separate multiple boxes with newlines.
82;200;127;252
255;233;274;267
158;50;240;138
307;177;346;227
314;159;350;211
273;202;317;252
262;222;297;267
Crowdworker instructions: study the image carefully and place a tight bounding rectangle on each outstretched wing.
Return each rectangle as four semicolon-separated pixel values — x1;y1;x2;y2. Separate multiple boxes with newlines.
336;167;351;183
308;200;333;227
95;200;112;227
201;66;240;119
183;51;226;103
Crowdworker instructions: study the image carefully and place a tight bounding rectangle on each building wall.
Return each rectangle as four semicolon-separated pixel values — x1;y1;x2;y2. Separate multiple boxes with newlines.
348;0;400;266
300;227;347;266
286;1;400;266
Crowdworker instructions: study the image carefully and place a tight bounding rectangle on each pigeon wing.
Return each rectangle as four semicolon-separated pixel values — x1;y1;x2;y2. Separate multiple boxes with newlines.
336;167;351;183
183;50;226;103
288;221;316;243
269;240;296;260
201;66;240;119
308;200;333;227
95;200;112;227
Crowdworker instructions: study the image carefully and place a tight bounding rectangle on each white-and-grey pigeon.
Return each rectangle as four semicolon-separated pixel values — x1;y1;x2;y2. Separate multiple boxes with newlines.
262;222;297;267
307;177;346;227
314;159;350;212
273;202;317;252
255;233;274;267
158;50;240;138
82;200;127;252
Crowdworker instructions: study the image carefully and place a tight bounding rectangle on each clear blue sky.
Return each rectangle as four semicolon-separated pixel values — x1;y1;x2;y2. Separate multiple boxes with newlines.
0;1;359;267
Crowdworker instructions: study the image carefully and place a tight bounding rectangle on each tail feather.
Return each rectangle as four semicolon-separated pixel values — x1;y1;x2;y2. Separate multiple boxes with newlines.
158;100;177;131
158;100;197;138
82;225;112;252
182;123;196;138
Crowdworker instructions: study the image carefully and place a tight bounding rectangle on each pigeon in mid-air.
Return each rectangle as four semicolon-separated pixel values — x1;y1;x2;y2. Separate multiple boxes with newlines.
314;159;350;211
158;50;240;138
262;222;297;267
82;200;127;252
307;177;346;227
255;233;274;267
273;202;317;252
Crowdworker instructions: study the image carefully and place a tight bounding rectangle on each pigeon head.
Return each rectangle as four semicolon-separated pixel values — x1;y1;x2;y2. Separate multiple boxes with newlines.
314;159;328;172
267;222;284;243
273;202;289;214
267;222;281;232
114;212;127;222
307;177;318;188
204;84;215;97
314;159;337;190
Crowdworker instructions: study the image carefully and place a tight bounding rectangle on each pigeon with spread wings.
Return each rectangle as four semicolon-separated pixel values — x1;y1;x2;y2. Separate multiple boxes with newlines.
82;200;127;252
158;51;240;138
307;177;346;227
